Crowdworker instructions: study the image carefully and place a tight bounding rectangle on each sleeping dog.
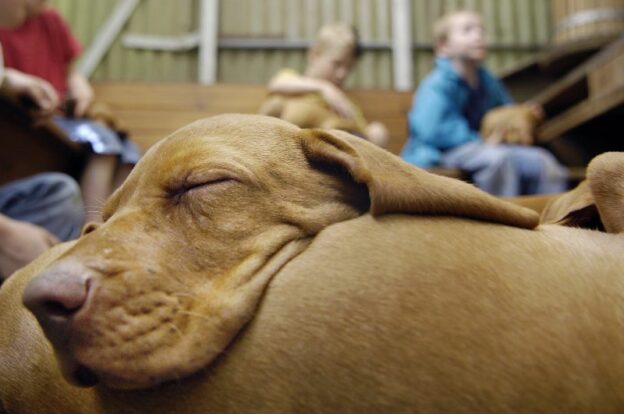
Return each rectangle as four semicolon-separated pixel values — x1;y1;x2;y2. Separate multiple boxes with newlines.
1;115;623;413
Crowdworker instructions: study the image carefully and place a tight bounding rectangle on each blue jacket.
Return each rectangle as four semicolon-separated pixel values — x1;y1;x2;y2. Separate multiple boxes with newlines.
401;57;513;168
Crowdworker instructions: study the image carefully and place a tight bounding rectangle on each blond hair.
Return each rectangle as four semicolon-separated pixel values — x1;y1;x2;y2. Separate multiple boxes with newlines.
313;22;361;58
433;9;481;46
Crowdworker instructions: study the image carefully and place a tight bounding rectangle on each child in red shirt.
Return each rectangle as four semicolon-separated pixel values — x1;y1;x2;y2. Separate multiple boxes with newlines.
0;2;140;222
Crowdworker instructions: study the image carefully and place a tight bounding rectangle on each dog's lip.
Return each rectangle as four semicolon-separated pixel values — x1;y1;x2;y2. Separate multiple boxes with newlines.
72;364;100;387
56;349;100;388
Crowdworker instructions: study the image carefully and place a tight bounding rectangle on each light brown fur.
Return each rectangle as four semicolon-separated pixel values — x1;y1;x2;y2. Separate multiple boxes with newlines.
504;193;558;214
2;115;624;413
540;180;598;228
258;93;364;134
540;152;624;232
480;104;542;146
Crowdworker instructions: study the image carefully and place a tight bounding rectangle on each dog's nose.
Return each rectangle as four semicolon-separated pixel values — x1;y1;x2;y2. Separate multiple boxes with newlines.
23;263;92;346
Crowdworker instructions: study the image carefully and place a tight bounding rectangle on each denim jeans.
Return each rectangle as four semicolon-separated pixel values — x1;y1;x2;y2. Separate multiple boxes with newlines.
442;141;569;196
0;173;84;241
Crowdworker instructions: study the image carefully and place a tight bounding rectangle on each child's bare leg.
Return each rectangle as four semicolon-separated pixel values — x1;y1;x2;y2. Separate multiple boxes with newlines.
365;121;390;148
113;163;133;191
80;154;117;223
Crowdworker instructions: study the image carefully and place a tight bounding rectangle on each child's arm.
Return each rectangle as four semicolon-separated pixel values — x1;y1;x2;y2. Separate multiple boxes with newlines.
0;214;58;281
268;71;356;119
66;64;93;117
2;69;59;115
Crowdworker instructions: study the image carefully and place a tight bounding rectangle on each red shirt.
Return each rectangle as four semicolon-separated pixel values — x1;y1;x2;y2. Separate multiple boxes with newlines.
0;8;82;99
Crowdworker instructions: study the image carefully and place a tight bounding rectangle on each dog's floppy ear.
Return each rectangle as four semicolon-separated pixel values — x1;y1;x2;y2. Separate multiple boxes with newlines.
300;128;539;229
540;180;602;230
587;152;624;233
542;152;624;233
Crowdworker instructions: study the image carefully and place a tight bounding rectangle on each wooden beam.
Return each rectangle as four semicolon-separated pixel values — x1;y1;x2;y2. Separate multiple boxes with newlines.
391;0;412;91
537;86;624;142
123;33;200;52
77;0;141;78
198;0;219;84
534;36;624;109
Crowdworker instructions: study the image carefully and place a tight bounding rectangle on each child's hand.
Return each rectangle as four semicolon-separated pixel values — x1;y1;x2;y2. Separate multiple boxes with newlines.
525;101;545;121
320;82;356;119
3;69;59;116
66;71;94;117
0;216;59;281
485;128;504;146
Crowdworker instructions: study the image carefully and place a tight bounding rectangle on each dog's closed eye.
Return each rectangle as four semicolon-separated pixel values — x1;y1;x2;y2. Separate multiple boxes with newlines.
166;170;241;201
179;177;236;193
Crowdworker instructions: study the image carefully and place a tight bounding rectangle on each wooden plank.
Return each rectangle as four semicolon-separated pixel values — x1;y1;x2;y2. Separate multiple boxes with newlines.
533;36;624;114
92;82;411;154
588;50;624;98
391;0;413;91
95;89;408;117
540;33;623;74
78;0;140;77
198;0;219;84
537;86;624;142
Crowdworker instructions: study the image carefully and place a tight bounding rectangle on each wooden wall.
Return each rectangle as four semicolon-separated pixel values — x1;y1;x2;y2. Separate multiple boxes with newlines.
48;0;552;88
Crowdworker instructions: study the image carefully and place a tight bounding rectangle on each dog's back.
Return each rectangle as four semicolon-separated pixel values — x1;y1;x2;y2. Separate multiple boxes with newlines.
197;216;624;413
3;215;624;413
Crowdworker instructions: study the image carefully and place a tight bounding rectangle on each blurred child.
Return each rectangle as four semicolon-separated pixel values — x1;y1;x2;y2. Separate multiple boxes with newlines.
262;22;389;148
0;0;83;280
0;0;140;222
401;10;567;196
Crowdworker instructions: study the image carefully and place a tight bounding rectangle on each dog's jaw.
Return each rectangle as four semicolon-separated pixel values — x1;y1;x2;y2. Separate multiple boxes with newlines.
56;237;311;390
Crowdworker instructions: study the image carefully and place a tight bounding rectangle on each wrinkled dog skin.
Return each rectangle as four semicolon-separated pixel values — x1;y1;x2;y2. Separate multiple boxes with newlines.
2;115;624;413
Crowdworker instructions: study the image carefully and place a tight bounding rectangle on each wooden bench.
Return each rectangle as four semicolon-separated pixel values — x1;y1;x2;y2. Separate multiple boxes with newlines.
92;82;413;156
91;82;574;184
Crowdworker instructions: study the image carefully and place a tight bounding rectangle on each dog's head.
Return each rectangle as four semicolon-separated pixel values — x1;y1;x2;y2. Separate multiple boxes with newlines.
22;114;538;390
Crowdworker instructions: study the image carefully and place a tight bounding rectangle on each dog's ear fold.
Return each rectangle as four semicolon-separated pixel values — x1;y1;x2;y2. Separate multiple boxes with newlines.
544;152;624;233
587;152;624;233
300;129;539;229
540;180;603;230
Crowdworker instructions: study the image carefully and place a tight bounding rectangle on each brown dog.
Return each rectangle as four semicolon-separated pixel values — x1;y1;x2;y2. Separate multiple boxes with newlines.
480;103;543;146
2;115;624;413
258;93;364;134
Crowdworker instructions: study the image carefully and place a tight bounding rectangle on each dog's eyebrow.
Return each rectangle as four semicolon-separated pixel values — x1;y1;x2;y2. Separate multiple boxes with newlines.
169;161;260;188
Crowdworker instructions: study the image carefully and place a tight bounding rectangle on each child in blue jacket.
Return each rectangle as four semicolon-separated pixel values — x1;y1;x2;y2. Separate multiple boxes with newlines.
401;10;567;196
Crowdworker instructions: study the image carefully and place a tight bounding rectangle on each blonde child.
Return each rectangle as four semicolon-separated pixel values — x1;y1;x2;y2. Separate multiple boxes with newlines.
265;22;389;148
401;10;567;196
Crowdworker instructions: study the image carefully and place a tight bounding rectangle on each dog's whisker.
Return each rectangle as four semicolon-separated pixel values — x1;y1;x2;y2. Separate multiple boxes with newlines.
171;291;201;300
84;199;107;211
178;311;212;322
